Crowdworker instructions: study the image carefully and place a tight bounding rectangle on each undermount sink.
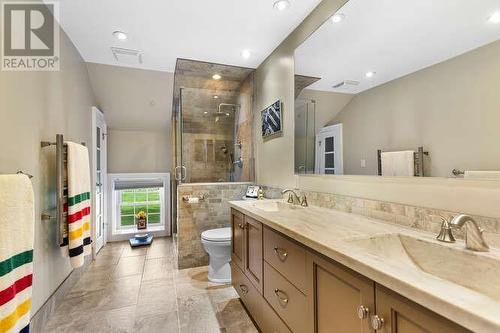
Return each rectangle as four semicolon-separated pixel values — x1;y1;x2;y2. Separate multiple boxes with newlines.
251;201;303;212
347;234;500;301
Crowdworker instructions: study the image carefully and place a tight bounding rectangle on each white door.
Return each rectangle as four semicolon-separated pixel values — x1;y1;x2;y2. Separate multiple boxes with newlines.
315;124;343;175
92;107;107;254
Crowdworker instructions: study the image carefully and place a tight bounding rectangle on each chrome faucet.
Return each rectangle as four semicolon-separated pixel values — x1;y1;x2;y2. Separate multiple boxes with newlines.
282;189;308;207
450;214;489;252
436;214;489;251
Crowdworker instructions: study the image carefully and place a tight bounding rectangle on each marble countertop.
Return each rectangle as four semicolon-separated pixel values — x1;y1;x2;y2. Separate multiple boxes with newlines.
229;199;500;333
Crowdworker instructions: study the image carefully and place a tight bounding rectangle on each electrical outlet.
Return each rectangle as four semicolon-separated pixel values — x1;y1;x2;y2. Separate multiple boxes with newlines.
361;159;366;168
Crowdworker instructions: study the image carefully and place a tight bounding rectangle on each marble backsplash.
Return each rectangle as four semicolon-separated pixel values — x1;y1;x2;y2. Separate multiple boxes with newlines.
261;186;500;248
177;183;250;269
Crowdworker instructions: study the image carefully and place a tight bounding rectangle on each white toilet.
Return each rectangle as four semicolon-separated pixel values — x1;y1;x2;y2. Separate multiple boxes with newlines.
201;227;232;283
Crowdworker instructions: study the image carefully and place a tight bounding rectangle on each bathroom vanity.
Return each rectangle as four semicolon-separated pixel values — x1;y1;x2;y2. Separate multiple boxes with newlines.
229;200;500;333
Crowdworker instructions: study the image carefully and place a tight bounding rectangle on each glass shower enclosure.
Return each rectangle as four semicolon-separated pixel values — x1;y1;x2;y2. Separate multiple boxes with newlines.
177;88;240;183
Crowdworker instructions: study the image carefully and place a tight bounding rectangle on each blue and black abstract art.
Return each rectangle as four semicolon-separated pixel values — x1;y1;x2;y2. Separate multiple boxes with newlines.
261;100;282;138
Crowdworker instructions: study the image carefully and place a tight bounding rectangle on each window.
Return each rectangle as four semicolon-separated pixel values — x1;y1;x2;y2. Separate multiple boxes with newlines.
109;173;170;238
119;188;162;228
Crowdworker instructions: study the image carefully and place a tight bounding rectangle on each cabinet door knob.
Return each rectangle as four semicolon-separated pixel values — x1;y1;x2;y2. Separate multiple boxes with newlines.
273;247;288;261
239;284;249;295
238;223;245;229
371;315;385;330
274;288;289;305
357;305;370;319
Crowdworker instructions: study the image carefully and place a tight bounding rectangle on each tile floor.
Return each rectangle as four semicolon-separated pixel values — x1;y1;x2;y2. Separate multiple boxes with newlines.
43;237;258;333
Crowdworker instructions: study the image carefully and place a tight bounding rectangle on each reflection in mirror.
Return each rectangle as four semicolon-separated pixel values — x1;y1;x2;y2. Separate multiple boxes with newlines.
294;0;500;179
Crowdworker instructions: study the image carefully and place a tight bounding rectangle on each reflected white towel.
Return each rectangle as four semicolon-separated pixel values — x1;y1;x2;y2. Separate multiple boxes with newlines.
381;151;415;177
464;171;500;180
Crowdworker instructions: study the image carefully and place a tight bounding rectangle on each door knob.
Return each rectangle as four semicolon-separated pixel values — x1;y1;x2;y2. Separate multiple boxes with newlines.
371;315;385;330
357;305;370;319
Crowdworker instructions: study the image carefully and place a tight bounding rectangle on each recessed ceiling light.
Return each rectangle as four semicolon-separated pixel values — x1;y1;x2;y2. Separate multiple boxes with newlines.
226;113;230;116
212;74;221;80
241;49;251;59
112;31;127;40
213;95;219;99
488;11;500;23
365;71;376;78
204;111;208;114
273;0;290;11
331;13;345;23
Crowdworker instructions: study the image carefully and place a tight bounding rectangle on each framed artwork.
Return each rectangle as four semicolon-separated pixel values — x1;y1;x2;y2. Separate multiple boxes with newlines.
261;100;282;138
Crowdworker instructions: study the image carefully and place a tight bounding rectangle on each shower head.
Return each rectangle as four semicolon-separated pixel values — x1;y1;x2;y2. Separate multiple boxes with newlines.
217;103;240;114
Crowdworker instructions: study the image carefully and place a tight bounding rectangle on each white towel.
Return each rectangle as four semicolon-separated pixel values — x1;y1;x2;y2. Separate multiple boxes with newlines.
381;151;415;177
0;175;34;333
464;171;500;180
65;142;92;268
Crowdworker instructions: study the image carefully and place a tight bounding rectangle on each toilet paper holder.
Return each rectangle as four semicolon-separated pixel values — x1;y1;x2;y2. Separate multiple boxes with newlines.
182;194;207;203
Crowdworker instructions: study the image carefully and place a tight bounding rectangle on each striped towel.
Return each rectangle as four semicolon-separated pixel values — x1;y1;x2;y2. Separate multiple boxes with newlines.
0;175;34;333
65;142;92;268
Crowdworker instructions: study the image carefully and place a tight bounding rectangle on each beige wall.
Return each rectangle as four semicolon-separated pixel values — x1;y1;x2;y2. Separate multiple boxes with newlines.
253;0;500;219
253;0;349;188
328;40;500;177
298;88;353;133
86;63;173;174
0;28;96;313
107;129;170;173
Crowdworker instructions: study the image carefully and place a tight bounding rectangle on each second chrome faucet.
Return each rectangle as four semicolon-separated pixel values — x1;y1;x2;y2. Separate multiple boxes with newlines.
282;189;308;207
436;214;489;252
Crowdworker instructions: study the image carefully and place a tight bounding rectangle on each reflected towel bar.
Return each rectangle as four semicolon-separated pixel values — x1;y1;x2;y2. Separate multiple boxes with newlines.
377;146;429;177
16;171;33;179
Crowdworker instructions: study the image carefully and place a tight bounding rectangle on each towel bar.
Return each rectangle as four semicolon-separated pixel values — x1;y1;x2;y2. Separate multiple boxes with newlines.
41;134;65;245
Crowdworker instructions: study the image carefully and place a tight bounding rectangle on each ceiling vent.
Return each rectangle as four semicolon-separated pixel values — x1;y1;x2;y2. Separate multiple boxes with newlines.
111;47;143;65
332;80;360;89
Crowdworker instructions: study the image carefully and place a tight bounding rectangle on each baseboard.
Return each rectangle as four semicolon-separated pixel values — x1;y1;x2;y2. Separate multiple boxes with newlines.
30;256;91;332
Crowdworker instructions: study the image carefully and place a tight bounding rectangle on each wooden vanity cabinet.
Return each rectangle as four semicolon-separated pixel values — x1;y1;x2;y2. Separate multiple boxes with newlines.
244;216;263;292
231;209;263;292
306;252;470;333
231;209;470;333
375;286;471;333
231;209;245;270
307;252;375;333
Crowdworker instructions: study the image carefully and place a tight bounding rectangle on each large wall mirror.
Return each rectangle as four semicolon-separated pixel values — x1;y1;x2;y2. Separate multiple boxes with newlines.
294;0;500;179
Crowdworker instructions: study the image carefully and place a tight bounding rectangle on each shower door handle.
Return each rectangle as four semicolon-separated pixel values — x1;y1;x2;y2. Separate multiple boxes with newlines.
181;166;187;181
175;166;182;181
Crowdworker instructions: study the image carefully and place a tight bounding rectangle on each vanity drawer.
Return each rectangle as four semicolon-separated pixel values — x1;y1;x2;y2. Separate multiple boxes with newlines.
232;264;262;326
261;298;292;333
264;226;307;293
264;262;308;333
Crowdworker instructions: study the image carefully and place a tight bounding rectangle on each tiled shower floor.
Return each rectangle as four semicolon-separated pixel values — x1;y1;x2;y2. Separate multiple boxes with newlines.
43;237;258;333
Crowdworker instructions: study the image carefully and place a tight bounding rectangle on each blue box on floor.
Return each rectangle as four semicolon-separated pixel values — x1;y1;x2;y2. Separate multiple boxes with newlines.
129;234;153;247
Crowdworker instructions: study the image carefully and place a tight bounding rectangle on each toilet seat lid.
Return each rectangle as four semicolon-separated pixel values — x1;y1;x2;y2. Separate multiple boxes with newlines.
201;227;231;242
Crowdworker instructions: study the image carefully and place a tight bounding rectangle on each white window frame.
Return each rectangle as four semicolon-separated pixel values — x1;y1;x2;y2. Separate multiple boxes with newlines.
115;187;165;230
107;173;170;242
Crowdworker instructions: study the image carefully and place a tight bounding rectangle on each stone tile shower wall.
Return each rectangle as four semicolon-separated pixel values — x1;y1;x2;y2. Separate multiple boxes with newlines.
181;88;237;183
263;186;500;248
177;183;250;269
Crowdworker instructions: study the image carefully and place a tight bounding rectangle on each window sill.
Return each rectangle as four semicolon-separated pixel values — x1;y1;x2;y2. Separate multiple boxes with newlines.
113;225;165;236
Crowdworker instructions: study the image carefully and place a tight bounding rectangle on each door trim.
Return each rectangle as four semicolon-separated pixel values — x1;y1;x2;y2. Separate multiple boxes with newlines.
91;106;107;256
315;124;343;175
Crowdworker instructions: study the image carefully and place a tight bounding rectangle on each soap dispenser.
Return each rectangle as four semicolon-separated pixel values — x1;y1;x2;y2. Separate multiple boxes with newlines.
257;188;264;200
